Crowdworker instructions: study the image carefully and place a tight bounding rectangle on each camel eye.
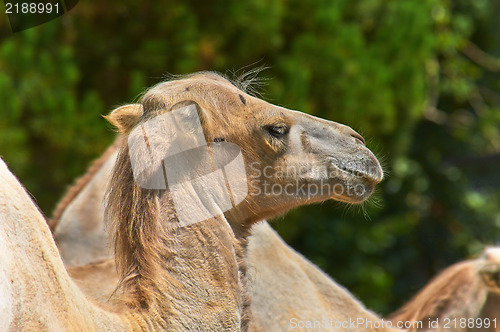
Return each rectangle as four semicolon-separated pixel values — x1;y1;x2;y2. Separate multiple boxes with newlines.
213;137;226;143
264;124;289;139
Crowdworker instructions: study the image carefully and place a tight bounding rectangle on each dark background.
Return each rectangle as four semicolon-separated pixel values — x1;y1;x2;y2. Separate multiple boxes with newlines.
1;0;499;315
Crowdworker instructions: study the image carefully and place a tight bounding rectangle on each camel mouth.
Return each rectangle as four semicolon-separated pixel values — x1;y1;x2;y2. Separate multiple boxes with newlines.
326;159;383;203
334;163;383;184
329;158;383;184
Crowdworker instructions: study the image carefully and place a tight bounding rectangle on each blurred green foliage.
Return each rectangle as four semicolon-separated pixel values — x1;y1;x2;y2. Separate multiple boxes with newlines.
1;0;499;314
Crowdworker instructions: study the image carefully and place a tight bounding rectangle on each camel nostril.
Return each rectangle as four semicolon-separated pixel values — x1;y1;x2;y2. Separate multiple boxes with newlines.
351;132;365;145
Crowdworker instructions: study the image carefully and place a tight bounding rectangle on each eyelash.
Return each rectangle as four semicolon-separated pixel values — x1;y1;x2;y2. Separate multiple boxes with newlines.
264;124;288;139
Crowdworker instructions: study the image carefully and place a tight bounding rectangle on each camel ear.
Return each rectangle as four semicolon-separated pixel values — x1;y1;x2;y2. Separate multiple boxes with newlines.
104;104;143;133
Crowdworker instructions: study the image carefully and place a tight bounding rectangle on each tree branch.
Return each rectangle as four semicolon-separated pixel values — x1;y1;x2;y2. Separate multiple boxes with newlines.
462;41;500;72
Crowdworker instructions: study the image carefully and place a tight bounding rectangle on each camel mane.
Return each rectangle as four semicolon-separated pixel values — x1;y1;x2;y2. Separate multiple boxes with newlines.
105;143;165;309
105;73;253;329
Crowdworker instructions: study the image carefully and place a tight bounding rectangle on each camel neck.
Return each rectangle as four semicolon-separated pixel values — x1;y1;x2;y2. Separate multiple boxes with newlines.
114;194;249;331
106;145;251;330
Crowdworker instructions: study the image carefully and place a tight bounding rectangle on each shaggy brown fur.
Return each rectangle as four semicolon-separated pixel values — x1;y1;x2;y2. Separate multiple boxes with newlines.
106;143;251;329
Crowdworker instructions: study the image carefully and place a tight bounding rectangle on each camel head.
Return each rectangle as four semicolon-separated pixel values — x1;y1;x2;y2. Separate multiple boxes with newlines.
106;72;383;227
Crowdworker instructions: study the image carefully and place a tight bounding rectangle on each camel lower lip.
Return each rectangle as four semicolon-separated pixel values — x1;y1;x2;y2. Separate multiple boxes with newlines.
329;180;375;204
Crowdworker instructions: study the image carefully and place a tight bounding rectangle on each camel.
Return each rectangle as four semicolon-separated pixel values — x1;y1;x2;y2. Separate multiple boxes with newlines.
2;72;389;331
388;246;500;331
49;81;500;331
